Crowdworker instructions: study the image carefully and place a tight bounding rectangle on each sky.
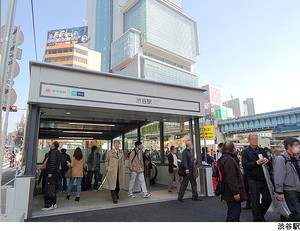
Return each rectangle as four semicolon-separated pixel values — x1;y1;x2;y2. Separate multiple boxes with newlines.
1;0;300;132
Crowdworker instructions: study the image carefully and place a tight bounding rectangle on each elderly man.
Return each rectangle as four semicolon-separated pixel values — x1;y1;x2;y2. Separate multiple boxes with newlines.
274;146;284;157
274;137;300;221
178;141;201;202
242;134;272;222
103;140;125;204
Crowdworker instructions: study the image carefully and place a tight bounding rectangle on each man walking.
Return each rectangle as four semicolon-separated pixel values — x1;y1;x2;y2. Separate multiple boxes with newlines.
42;141;61;211
168;146;181;192
219;141;247;222
104;140;125;204
178;141;201;202
128;141;151;198
274;137;300;221
57;148;71;193
87;146;100;191
242;134;272;221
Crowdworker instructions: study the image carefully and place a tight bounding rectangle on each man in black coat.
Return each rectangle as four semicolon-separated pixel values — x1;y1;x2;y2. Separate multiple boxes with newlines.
42;141;61;211
242;134;272;221
219;141;247;222
57;148;71;193
178;141;201;202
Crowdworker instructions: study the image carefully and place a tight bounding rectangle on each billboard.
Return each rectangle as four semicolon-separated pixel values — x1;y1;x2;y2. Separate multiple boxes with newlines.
46;26;88;46
202;84;222;106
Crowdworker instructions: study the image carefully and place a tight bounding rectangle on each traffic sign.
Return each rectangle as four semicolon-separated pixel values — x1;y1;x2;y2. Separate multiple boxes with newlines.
8;61;19;78
3;88;17;108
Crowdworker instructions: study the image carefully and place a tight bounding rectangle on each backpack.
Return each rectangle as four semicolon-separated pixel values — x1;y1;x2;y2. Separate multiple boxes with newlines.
212;156;225;197
131;148;138;164
213;154;240;198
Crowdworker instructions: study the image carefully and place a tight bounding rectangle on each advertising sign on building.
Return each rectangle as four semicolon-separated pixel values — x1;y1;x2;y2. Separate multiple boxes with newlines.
202;84;222;106
200;126;215;140
46;26;88;46
210;85;221;106
215;108;227;118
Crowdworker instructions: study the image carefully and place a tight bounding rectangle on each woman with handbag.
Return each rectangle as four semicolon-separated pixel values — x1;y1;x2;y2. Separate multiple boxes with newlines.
66;148;86;202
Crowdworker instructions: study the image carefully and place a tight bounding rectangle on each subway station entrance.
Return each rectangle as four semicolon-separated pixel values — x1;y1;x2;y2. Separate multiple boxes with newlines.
20;62;205;218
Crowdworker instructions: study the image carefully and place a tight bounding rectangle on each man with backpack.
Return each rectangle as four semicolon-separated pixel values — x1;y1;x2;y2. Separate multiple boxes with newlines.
242;134;272;222
274;137;300;221
128;141;151;198
219;141;247;222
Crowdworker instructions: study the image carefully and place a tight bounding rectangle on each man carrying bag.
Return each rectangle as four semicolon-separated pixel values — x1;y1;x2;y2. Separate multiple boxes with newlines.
42;141;61;211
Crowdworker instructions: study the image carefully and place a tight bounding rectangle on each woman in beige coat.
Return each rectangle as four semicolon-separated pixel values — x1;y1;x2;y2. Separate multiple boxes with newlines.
103;140;125;204
66;148;86;202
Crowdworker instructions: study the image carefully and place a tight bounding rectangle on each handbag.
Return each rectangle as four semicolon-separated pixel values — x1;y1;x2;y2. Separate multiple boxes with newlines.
178;162;186;177
40;158;48;171
65;167;72;178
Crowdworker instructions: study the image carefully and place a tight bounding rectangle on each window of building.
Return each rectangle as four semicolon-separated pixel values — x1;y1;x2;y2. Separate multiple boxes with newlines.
141;122;161;163
75;48;88;56
143;52;191;72
74;56;88;64
163;122;190;161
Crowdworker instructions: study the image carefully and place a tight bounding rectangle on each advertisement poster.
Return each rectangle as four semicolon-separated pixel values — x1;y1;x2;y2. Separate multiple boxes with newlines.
46;26;88;46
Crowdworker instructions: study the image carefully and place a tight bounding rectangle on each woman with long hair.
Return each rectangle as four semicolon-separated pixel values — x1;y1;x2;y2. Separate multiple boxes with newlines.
66;148;86;202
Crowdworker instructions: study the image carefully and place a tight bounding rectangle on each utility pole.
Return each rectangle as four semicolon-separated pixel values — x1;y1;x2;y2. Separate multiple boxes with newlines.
0;0;18;216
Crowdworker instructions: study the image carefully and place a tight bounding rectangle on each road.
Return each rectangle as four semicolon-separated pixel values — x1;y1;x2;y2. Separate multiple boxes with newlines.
1;162;16;186
27;196;280;222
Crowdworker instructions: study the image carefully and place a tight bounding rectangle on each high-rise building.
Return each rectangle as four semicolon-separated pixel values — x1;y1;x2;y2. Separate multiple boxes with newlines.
86;0;200;87
223;98;245;118
244;98;255;116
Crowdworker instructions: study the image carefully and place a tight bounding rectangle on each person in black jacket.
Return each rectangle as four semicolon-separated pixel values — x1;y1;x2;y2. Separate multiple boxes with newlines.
219;141;247;222
242;134;272;222
57;148;71;193
178;141;201;202
143;150;152;194
87;146;100;191
42;141;61;211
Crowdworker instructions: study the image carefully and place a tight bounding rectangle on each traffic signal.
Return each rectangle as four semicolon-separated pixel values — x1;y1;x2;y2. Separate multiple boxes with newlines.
10;105;17;112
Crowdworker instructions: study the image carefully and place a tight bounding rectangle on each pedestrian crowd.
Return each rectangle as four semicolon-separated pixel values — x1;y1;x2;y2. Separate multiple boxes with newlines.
214;134;300;222
39;135;300;223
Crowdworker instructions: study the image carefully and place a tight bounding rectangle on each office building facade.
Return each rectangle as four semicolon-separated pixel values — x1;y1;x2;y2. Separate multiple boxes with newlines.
86;0;200;87
44;43;101;71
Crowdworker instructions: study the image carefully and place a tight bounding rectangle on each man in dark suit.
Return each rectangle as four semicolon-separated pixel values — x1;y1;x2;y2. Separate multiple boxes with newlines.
178;141;201;202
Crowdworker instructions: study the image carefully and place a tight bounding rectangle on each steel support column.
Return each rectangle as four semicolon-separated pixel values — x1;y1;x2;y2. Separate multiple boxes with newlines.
189;119;194;155
160;121;164;164
137;124;141;142
194;117;202;167
122;132;125;151
24;104;41;176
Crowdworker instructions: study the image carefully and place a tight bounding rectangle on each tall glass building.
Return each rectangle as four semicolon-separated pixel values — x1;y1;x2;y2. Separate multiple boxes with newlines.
87;0;200;87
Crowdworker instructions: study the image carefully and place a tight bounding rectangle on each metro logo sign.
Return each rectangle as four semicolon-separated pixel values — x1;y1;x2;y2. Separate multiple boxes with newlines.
46;88;50;93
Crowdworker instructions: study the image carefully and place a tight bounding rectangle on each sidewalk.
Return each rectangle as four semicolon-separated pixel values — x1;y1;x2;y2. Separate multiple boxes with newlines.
28;195;280;222
31;185;192;218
